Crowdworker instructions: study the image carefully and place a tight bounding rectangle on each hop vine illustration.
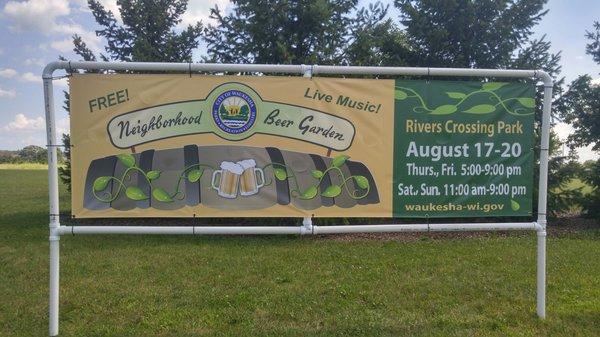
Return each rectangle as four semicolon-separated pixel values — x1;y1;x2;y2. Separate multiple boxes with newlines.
263;154;370;200
92;153;214;203
395;82;535;116
92;153;371;203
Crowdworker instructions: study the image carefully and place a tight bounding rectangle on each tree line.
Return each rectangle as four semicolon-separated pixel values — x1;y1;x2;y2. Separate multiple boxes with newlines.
58;0;599;217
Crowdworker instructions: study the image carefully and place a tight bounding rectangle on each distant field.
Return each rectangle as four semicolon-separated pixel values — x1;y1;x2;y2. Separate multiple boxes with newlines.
1;168;599;336
0;162;49;170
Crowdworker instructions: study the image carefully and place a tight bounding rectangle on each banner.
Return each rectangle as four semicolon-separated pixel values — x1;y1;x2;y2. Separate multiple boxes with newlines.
70;75;533;218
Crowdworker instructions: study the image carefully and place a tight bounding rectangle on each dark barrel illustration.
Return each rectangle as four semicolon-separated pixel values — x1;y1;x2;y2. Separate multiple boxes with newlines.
84;145;379;212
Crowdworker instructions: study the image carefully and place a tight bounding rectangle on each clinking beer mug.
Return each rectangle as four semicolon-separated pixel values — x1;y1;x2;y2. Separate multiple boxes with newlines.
211;160;265;198
237;159;265;196
211;161;243;198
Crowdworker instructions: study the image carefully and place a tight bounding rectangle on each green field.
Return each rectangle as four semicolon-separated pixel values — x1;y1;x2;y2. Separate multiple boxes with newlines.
1;167;599;336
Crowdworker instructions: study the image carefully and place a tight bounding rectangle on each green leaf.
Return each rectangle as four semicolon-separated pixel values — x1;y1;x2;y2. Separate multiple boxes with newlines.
446;92;466;99
299;186;318;200
93;176;111;191
431;105;457;115
125;186;147;201
274;167;287;180
482;82;507;91
117;153;136;168
463;104;496;114
187;169;203;183
511;199;520;211
517;97;535;108
322;185;342;198
311;170;324;179
146;170;161;181
331;155;349;168
152;188;173;202
353;176;369;189
395;90;408;100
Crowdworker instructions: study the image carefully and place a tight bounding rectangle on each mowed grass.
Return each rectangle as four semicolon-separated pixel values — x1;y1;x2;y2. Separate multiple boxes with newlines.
1;167;599;336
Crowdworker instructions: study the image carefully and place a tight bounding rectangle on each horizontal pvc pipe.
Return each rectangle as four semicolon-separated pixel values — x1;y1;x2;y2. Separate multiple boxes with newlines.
46;61;546;81
312;222;538;234
57;223;537;236
58;226;303;235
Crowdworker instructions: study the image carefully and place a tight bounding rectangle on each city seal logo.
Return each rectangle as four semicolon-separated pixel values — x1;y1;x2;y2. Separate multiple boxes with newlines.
212;90;257;134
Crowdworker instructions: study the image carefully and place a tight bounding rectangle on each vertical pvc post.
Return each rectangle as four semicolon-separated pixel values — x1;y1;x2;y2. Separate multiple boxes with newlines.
302;64;313;234
535;72;553;319
43;67;61;336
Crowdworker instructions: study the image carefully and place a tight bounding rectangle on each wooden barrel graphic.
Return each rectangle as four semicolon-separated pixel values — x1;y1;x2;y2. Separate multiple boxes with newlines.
83;145;379;212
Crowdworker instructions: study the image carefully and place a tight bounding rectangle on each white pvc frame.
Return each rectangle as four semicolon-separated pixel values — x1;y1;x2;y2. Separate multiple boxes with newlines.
43;61;553;336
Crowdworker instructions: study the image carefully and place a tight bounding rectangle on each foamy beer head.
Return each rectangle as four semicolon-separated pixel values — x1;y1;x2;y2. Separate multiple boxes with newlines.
217;161;243;198
238;159;260;196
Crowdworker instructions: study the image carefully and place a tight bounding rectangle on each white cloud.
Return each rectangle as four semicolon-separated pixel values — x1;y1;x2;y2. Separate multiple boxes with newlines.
20;72;41;83
50;38;74;53
179;0;230;28
54;77;69;87
3;113;45;132
56;116;70;135
24;58;46;67
592;78;600;86
554;122;599;161
2;0;70;33
0;87;17;98
3;0;102;53
0;68;18;78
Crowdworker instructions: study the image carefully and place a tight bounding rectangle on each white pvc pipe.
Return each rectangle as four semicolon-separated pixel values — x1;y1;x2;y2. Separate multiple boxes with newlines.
43;74;60;337
59;226;303;235
535;72;553;319
313;222;538;234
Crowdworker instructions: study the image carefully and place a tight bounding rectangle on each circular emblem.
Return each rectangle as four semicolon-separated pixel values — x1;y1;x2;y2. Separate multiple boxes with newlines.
212;90;257;134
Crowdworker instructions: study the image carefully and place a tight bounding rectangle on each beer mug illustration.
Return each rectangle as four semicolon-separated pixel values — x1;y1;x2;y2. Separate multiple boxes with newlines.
237;159;265;196
211;161;243;199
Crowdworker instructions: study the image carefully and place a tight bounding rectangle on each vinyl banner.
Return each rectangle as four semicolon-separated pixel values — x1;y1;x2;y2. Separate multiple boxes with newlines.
70;75;534;218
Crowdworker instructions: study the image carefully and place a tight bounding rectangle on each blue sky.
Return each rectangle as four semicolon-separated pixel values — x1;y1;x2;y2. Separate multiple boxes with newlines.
0;0;598;160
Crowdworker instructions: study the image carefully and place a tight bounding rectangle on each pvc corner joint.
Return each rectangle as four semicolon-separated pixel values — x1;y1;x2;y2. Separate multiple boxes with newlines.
42;61;69;79
534;70;553;87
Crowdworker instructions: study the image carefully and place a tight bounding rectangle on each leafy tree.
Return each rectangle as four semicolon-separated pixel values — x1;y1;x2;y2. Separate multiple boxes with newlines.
558;21;600;217
59;0;204;190
394;0;549;68
580;159;600;217
559;21;600;152
58;134;72;191
205;0;387;64
585;21;600;63
345;3;411;66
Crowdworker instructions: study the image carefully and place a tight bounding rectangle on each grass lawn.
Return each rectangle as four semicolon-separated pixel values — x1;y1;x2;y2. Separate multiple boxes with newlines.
1;167;599;336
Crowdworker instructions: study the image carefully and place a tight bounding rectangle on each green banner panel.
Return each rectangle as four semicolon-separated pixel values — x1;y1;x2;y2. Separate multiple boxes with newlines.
393;80;534;217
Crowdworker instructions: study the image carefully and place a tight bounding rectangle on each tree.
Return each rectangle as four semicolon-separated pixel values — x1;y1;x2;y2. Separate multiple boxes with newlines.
394;0;549;68
205;0;387;65
558;21;600;217
585;21;600;63
559;21;600;151
59;0;204;190
345;3;411;66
